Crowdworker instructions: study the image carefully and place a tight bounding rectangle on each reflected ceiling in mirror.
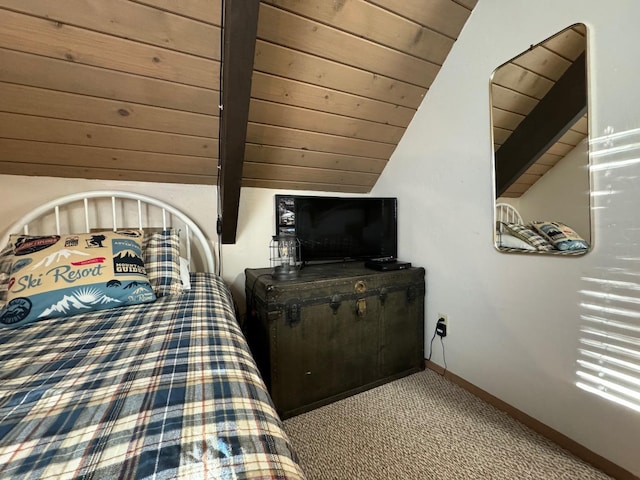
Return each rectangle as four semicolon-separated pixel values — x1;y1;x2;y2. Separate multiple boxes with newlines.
491;24;591;254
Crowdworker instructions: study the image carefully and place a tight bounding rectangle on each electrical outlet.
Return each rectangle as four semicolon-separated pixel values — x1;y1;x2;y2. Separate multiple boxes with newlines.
436;313;448;337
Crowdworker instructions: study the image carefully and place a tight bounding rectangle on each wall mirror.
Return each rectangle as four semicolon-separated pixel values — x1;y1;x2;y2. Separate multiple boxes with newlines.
491;24;591;255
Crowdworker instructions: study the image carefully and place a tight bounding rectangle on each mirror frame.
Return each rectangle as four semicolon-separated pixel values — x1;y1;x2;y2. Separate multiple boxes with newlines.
490;23;592;256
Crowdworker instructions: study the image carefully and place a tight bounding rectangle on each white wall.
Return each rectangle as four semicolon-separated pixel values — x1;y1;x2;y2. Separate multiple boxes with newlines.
372;0;640;475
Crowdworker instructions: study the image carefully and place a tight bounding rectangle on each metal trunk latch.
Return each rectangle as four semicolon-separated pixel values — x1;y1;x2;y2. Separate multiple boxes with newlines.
356;298;367;317
354;280;367;317
379;287;388;305
330;295;342;314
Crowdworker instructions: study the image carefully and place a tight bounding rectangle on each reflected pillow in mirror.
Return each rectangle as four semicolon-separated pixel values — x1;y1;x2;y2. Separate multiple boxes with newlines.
496;232;537;251
502;223;555;251
530;221;589;251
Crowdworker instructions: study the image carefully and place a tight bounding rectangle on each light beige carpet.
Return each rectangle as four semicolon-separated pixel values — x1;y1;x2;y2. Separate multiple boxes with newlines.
283;369;612;480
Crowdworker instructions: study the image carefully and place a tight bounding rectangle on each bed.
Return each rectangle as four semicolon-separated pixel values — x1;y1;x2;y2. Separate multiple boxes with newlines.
0;191;305;479
495;202;590;255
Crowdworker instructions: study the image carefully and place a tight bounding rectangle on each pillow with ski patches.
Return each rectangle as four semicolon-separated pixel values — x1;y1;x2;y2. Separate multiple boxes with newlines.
0;230;156;328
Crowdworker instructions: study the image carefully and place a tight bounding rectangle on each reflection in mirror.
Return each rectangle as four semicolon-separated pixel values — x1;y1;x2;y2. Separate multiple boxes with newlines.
491;24;591;255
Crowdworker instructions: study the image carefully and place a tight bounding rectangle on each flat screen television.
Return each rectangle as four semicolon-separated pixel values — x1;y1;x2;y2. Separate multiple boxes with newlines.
275;195;397;263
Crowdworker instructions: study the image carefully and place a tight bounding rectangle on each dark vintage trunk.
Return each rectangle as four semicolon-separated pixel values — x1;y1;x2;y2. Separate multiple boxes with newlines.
245;261;425;419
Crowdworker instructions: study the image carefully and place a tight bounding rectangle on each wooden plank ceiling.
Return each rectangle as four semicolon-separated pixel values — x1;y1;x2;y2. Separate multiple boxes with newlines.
0;0;476;193
491;24;588;198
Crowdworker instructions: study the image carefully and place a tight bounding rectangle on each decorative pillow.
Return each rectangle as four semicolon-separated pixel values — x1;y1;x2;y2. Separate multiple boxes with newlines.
501;223;556;251
0;230;156;328
142;229;183;297
530;221;590;251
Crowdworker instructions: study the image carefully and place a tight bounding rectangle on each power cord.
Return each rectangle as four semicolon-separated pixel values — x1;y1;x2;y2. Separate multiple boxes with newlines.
439;335;448;376
216;218;223;277
426;328;437;362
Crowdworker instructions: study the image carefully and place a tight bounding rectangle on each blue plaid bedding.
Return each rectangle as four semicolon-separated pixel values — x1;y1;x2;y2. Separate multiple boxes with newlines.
0;273;305;479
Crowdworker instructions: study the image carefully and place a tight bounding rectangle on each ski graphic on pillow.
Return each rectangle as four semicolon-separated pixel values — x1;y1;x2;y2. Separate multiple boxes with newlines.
0;231;156;328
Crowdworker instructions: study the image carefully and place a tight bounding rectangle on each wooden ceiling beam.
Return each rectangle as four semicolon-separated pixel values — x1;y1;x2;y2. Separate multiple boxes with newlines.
495;52;587;197
219;0;260;244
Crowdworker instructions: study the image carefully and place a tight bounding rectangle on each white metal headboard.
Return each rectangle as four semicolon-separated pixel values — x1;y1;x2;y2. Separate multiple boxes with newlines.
1;191;215;273
495;202;523;224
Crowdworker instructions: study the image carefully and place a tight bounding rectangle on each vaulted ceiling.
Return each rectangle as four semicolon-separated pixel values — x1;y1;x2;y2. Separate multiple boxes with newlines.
0;0;475;191
0;1;587;240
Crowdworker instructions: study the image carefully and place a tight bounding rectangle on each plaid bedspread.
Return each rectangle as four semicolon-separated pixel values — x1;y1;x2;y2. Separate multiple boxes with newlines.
0;273;305;480
496;246;587;255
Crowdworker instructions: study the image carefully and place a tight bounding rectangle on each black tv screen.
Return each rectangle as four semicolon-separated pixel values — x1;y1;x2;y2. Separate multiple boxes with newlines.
276;195;397;262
